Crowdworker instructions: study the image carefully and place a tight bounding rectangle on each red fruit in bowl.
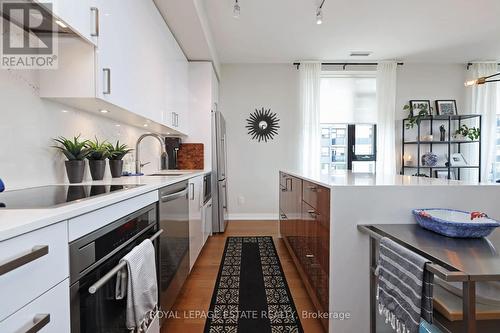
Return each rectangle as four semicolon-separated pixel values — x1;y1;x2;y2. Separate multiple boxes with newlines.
471;212;488;220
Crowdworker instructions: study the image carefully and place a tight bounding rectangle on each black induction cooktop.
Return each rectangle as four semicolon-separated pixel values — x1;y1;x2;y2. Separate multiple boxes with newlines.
0;184;144;209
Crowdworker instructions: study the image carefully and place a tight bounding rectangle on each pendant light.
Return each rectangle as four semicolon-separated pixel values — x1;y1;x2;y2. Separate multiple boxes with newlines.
464;72;500;86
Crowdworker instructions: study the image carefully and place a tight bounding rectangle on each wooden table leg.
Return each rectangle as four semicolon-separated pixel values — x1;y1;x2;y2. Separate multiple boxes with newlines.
463;281;476;333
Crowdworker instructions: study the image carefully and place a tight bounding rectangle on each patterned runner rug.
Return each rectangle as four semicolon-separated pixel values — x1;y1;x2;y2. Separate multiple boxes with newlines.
204;236;304;333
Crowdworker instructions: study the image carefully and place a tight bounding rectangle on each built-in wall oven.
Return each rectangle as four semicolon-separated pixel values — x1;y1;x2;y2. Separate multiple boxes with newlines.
158;181;190;319
69;204;159;333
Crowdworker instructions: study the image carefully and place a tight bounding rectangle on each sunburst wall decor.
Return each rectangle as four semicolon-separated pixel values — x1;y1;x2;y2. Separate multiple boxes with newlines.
245;108;280;142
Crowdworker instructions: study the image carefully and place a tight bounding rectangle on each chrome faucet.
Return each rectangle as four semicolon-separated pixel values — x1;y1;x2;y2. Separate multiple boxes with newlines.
135;133;168;174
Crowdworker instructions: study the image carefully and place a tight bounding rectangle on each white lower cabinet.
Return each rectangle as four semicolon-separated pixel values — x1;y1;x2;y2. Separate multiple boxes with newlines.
0;222;69;321
0;279;70;333
188;175;203;270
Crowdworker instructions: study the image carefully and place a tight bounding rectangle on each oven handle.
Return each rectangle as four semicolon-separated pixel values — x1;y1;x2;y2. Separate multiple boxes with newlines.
160;188;188;203
88;229;163;295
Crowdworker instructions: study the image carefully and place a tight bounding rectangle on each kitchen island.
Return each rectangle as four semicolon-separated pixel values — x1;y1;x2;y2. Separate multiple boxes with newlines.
279;170;500;333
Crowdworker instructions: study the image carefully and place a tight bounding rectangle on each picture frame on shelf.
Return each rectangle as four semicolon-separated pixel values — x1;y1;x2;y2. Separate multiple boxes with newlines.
435;170;457;180
409;100;432;116
450;153;468;166
435;100;457;115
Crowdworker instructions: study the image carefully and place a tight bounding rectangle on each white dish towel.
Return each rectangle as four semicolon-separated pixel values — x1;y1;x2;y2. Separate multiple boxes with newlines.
116;239;158;332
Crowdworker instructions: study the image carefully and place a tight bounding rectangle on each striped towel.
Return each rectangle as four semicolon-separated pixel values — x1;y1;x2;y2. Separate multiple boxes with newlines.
377;237;434;333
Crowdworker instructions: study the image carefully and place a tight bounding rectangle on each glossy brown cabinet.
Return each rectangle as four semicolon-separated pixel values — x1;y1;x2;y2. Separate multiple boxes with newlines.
279;172;302;255
279;172;330;332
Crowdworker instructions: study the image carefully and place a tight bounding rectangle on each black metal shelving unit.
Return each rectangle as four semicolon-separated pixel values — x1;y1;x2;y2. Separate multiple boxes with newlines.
401;114;482;181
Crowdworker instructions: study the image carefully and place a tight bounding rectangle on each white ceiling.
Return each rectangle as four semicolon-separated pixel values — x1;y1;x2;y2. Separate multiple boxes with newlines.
202;0;500;64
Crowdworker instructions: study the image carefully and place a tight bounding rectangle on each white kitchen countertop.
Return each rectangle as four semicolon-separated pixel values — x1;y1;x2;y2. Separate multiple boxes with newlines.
0;170;210;241
281;170;494;188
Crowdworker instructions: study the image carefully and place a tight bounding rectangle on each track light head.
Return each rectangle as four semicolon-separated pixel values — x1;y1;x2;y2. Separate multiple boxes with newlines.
316;8;323;24
316;0;326;24
233;0;240;18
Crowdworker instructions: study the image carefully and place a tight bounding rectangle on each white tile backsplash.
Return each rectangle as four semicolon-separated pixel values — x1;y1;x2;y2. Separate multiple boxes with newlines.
0;68;162;189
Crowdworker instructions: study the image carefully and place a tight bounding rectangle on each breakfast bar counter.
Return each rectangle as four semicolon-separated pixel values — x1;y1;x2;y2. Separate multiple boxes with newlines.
279;170;500;333
359;224;500;333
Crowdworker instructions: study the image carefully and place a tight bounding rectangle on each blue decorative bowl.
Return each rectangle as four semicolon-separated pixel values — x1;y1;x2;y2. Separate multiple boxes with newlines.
413;208;500;238
421;152;438;167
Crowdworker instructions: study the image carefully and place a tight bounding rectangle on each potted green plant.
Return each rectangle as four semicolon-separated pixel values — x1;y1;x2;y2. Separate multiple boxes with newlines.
404;104;431;129
53;135;90;183
86;137;109;181
106;141;133;178
454;125;480;141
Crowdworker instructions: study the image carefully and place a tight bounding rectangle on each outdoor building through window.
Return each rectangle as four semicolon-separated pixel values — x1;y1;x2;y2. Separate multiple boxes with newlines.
320;72;377;176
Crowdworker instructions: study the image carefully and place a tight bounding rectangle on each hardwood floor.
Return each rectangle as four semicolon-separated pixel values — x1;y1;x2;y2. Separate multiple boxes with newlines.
161;220;324;333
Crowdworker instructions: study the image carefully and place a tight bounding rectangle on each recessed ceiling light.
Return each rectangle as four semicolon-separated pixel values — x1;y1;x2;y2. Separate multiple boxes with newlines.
166;132;171;135
61;110;69;113
350;51;373;57
99;109;110;113
55;20;67;29
143;124;148;127
115;124;121;127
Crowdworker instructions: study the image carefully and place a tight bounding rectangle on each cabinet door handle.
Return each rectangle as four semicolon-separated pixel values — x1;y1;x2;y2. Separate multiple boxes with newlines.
0;245;49;276
307;185;318;192
189;183;195;201
103;68;111;94
305;254;315;258
24;314;50;333
280;213;287;220
90;7;99;37
307;210;318;218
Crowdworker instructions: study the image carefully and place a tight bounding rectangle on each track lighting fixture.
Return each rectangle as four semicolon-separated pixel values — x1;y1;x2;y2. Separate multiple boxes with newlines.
316;0;326;24
233;0;240;18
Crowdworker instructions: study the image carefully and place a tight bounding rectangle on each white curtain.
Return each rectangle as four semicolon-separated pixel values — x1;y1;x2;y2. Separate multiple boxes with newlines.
467;63;498;182
376;62;398;175
299;63;321;177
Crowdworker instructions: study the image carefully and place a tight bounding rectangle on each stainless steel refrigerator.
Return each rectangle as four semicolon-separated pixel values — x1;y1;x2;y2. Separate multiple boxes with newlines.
212;110;228;233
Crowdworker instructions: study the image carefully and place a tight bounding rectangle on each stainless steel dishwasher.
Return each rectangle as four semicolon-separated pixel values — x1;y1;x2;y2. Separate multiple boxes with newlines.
158;181;190;319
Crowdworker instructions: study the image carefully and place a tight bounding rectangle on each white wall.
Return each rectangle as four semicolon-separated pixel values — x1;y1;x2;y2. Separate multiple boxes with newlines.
219;63;467;219
220;64;300;220
395;63;467;172
396;63;466;117
0;69;162;189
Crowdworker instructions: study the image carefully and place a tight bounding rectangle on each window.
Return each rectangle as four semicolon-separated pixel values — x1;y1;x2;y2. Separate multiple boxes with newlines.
320;72;377;176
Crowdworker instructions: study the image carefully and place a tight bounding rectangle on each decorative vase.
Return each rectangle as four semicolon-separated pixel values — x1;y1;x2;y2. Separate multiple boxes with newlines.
109;160;124;178
89;160;106;181
65;160;85;183
453;134;467;141
421;152;438;167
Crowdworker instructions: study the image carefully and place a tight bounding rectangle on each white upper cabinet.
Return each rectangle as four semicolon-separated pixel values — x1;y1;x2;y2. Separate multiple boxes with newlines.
38;0;189;135
35;0;97;45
